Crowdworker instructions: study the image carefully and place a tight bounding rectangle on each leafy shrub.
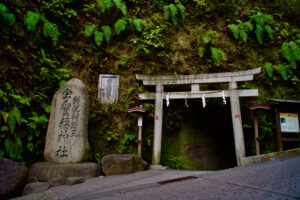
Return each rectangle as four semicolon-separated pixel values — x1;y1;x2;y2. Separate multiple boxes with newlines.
163;4;185;25
281;41;300;68
0;49;69;163
228;20;253;43
0;3;15;25
97;0;127;15
198;30;227;67
94;31;104;46
210;47;227;67
114;17;128;35
24;11;61;46
130;24;167;55
251;12;275;44
101;25;111;42
228;12;275;45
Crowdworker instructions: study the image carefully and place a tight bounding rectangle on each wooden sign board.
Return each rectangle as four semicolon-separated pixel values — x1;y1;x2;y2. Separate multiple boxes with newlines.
280;113;299;132
98;74;120;103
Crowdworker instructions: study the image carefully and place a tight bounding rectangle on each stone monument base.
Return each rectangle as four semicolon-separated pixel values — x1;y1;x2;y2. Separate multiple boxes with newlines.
28;162;101;182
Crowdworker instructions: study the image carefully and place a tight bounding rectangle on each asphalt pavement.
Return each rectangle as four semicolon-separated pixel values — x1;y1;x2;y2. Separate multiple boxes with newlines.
14;155;300;200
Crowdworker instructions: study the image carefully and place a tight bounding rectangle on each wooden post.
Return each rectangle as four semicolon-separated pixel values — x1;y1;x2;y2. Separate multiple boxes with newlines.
152;84;164;168
275;109;283;151
137;115;143;158
253;112;260;155
229;81;246;167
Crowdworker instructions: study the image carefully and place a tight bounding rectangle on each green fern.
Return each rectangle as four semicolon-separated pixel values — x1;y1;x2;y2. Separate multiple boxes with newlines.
228;20;253;43
255;25;264;45
114;18;127;35
163;5;170;20
291;42;300;61
24;11;41;31
0;3;15;25
281;41;300;68
97;0;113;13
43;22;60;46
228;24;239;39
169;4;178;25
251;12;275;44
94;31;104;46
101;25;111;42
163;4;185;25
176;4;185;20
277;64;288;80
264;62;274;77
113;0;127;15
84;24;97;37
210;47;227;67
132;18;143;32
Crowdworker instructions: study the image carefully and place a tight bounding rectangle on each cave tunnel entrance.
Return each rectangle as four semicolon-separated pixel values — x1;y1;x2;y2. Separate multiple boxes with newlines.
161;99;236;170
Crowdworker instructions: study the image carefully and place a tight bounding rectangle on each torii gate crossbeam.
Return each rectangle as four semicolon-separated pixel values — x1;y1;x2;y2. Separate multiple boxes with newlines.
136;68;261;168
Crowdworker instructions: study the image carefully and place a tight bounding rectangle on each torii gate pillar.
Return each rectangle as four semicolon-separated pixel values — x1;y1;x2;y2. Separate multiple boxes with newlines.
152;84;164;168
229;81;246;166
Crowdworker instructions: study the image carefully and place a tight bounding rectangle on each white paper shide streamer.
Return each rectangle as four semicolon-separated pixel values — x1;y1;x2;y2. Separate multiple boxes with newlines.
184;94;189;107
202;93;206;108
166;93;170;107
222;90;226;105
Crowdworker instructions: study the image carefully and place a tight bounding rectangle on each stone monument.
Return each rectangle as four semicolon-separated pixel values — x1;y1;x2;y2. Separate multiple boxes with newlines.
44;78;90;163
23;79;100;196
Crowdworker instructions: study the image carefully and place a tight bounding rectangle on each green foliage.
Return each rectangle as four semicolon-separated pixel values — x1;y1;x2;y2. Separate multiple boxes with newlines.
203;30;219;44
131;24;167;56
94;31;104;46
132;18;143;32
43;22;60;46
118;133;135;153
277;64;288;80
0;48;69;163
114;18;127;35
251;12;275;44
105;131;118;141
24;11;41;32
264;62;274;77
113;0;127;15
163;4;185;25
281;41;300;68
84;24;97;37
198;30;227;67
168;155;183;169
0;3;15;25
101;25;111;42
8;107;21;134
228;20;253;43
228;12;275;44
210;47;227;67
97;0;127;15
24;11;60;45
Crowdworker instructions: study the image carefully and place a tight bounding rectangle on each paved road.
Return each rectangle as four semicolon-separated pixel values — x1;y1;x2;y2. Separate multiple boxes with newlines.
15;156;300;200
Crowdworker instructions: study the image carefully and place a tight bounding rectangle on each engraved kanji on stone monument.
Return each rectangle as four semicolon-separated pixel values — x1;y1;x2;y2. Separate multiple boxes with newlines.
98;74;120;103
44;78;90;163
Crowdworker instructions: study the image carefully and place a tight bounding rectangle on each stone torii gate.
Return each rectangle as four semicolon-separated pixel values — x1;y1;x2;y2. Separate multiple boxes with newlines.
136;68;261;168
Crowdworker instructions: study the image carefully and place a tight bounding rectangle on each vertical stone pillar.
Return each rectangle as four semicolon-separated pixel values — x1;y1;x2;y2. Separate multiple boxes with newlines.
151;84;164;168
229;81;246;167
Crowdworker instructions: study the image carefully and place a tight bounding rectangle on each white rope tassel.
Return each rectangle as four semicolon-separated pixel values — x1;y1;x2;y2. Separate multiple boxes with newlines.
222;90;226;105
184;94;189;107
166;93;170;107
202;93;206;108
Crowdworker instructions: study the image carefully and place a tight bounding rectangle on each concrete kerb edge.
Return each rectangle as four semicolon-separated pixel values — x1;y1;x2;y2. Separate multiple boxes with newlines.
240;148;300;166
